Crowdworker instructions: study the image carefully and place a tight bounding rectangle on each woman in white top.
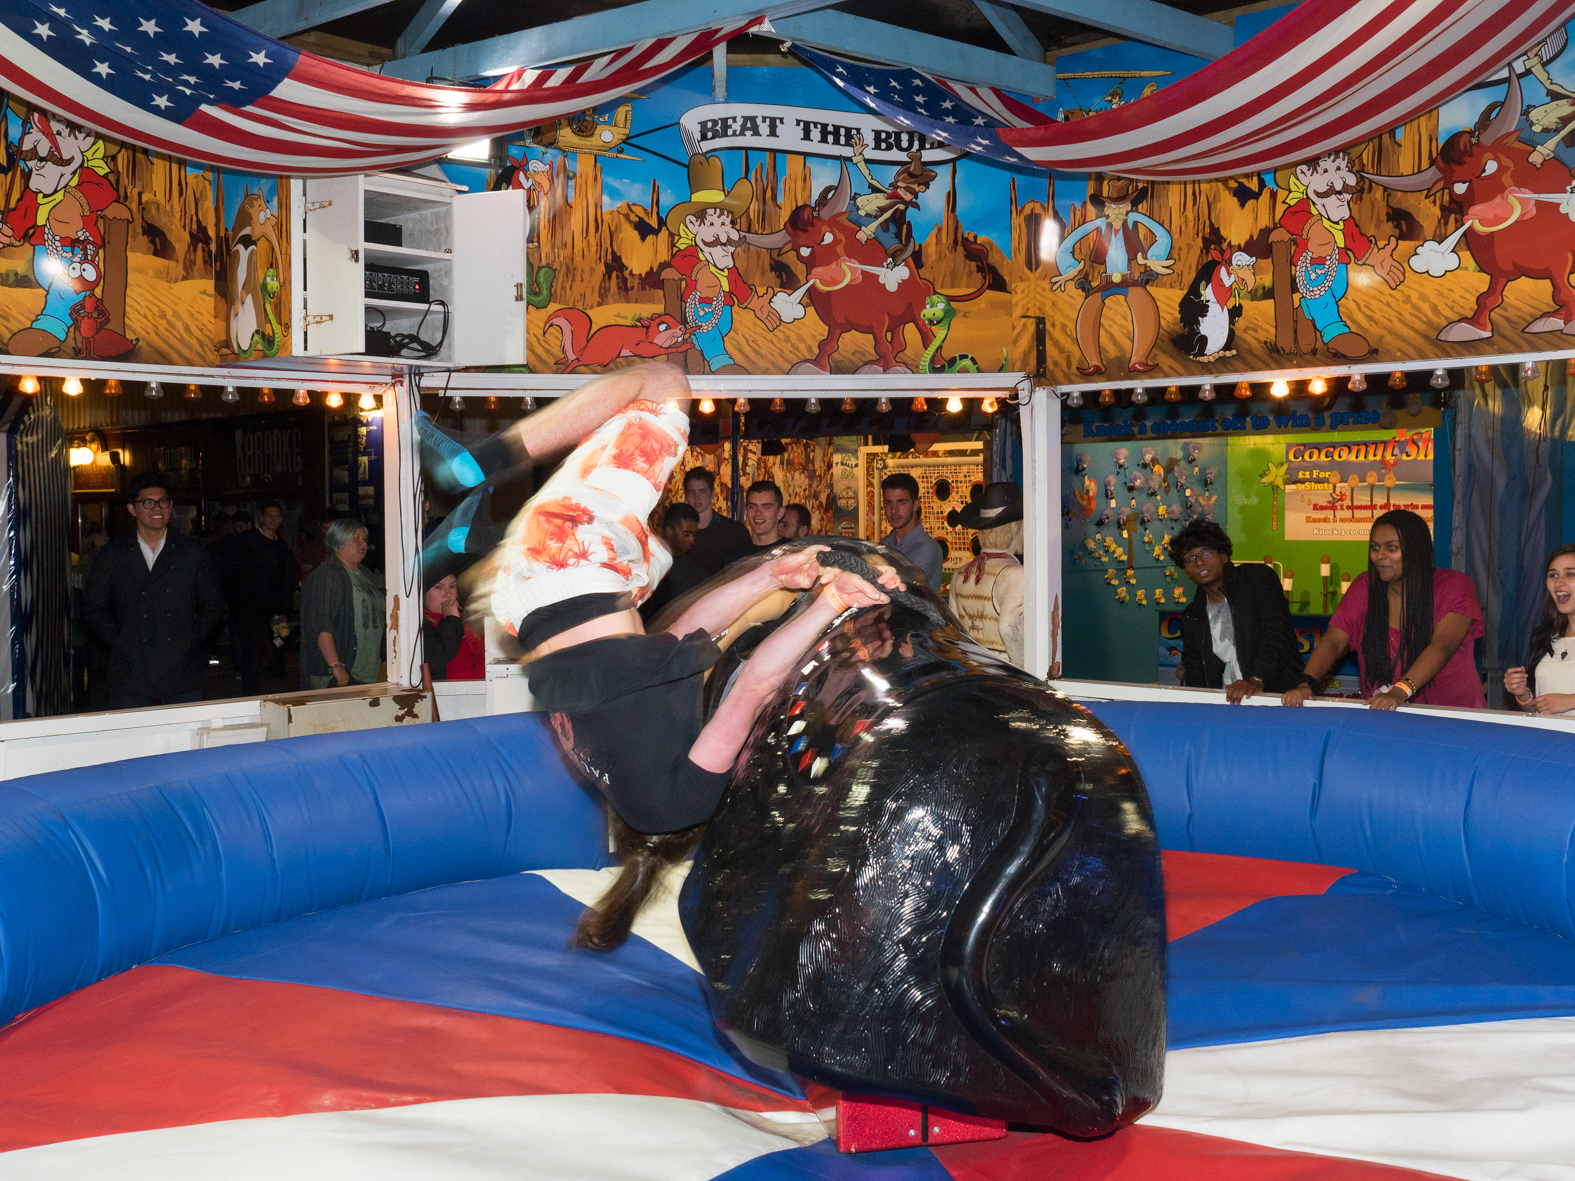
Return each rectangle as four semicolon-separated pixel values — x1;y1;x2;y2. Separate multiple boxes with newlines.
1505;545;1575;715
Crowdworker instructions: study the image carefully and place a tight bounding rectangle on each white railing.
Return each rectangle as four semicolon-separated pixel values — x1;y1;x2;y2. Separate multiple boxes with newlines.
1050;678;1575;733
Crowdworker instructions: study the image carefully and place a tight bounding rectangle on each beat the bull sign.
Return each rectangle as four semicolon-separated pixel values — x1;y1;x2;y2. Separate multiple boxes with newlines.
679;103;965;164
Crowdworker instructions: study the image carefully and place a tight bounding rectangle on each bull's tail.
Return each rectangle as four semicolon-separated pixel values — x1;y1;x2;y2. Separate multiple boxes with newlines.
544;307;591;365
944;237;994;304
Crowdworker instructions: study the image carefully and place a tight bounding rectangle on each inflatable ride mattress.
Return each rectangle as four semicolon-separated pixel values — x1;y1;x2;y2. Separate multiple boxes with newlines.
2;847;1573;1180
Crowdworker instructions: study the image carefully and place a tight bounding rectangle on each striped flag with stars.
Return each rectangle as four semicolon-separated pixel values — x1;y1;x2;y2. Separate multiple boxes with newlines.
0;0;763;174
788;43;1050;170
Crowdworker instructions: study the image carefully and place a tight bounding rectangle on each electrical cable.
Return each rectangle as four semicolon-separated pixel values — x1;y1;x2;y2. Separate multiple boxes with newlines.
366;300;450;359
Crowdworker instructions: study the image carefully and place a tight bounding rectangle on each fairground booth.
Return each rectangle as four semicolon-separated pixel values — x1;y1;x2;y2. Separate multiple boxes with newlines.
2;1;1575;1179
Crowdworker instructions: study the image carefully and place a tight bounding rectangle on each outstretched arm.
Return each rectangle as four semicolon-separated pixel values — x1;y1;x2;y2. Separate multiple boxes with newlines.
666;547;904;638
688;572;892;773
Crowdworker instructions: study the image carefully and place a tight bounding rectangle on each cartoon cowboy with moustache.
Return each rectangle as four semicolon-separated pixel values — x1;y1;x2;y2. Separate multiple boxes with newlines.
1051;177;1175;377
664;154;782;375
0;105;131;358
1277;148;1405;359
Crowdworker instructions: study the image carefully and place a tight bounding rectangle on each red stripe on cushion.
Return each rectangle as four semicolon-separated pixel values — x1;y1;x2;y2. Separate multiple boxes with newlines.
935;1125;1463;1180
1163;850;1352;941
0;965;805;1153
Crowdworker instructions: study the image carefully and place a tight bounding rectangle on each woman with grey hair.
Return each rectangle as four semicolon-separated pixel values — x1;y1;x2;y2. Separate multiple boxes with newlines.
299;517;385;688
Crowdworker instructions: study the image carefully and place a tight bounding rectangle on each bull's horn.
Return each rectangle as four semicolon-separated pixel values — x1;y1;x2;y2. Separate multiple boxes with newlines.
820;161;851;216
1482;63;1522;145
741;227;790;248
1361;162;1442;192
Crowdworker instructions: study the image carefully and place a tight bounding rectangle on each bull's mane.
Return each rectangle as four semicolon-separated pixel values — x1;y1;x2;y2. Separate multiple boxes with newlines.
1437;128;1479;169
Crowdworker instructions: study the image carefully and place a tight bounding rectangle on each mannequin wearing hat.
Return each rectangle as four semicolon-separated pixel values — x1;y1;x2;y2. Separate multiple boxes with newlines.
662;154;782;374
1050;179;1175;377
951;483;1025;668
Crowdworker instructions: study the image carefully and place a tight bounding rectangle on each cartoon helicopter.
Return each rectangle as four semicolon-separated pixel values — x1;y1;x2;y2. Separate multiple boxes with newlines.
531;101;643;160
1047;70;1170;120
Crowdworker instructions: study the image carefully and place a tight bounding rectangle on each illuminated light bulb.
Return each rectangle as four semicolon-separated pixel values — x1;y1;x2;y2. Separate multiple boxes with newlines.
1037;214;1061;262
445;394;463;411
770;397;786;413
1098;388;1116;407
1233;381;1252;400
946;394;963;413
358;390;377;411
1163;385;1181;403
699;398;715;415
184;383;202;400
522;396;537;411
1308;376;1328;396
981;395;999;413
17;375;39;394
1567;358;1575;378
1522;360;1541;380
485;396;500;411
1065;389;1084;408
103;379;123;397
911;396;927;412
62;376;83;396
805;397;821;413
221;384;240;404
734;397;750;414
292;388;310;406
877;397;892;413
68;445;95;467
841;397;857;413
256;387;275;404
1348;372;1367;392
324;391;344;410
1473;365;1492;384
1269;379;1290;398
1129;387;1148;405
1198;383;1216;402
145;381;164;400
1429;368;1449;389
1387;370;1407;390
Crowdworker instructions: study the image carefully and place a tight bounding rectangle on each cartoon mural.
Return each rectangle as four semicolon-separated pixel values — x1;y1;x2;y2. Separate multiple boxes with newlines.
0;102;288;366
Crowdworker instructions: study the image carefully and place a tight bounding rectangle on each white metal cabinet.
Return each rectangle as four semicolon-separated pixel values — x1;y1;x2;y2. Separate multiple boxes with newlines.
451;188;530;367
300;175;365;356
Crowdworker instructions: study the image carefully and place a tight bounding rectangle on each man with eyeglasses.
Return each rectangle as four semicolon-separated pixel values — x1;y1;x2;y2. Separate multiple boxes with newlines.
1168;520;1305;703
83;470;224;710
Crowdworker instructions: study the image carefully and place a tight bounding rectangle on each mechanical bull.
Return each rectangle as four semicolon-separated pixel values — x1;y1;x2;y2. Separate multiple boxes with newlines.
662;539;1167;1137
745;165;990;372
1366;67;1575;342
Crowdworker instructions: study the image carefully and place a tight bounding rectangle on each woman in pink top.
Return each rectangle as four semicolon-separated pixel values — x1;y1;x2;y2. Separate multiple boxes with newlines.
1283;509;1485;710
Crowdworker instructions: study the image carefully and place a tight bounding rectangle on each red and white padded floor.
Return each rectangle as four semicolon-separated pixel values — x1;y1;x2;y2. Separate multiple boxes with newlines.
3;849;1573;1179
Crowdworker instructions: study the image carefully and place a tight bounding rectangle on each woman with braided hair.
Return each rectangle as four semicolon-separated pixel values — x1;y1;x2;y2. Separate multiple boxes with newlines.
1282;509;1485;709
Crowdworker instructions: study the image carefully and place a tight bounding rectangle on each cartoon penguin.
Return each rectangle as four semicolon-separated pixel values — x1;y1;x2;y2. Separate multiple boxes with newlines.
1174;250;1256;362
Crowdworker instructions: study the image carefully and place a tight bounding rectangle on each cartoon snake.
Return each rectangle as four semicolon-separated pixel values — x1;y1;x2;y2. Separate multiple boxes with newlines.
920;293;1001;374
243;268;283;358
526;263;556;309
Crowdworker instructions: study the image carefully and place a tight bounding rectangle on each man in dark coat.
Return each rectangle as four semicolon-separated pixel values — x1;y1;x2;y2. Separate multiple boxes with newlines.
228;502;297;695
1169;520;1306;703
83;471;225;709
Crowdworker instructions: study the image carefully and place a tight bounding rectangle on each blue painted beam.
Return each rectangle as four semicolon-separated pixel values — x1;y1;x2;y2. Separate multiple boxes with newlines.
381;0;836;82
229;0;394;40
975;0;1043;62
395;0;467;58
771;10;1056;98
1009;0;1231;60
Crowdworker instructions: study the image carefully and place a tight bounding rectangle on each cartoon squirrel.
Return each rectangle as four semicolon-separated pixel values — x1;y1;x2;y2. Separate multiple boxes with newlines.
545;306;691;373
226;191;284;358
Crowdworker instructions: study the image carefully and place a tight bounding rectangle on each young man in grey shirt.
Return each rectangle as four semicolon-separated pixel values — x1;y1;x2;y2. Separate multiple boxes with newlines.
879;473;944;589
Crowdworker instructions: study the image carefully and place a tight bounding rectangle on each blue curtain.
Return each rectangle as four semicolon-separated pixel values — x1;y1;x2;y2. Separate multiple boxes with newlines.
1449;366;1575;703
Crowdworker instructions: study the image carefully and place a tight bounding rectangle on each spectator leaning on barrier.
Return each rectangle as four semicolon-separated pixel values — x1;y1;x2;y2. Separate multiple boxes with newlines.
82;470;225;710
1170;519;1305;703
422;570;484;682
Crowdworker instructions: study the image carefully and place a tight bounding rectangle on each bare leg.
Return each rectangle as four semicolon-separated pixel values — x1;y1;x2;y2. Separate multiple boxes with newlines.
517;362;690;462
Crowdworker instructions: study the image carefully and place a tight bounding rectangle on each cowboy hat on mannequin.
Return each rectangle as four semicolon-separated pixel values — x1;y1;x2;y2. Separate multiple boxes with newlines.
952;483;1026;668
